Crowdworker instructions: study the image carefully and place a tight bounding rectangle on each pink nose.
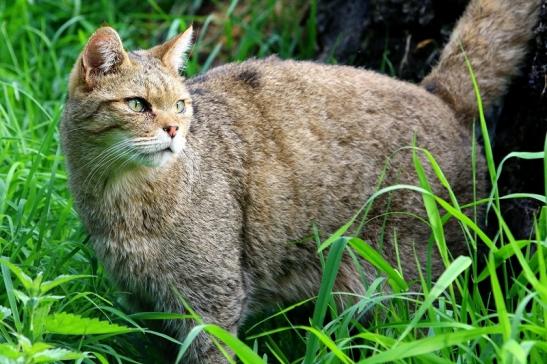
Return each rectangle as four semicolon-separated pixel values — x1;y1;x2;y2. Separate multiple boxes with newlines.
163;126;179;138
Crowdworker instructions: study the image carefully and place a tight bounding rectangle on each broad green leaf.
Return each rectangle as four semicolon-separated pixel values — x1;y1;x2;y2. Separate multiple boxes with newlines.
0;257;33;291
44;312;137;335
33;348;86;363
25;342;53;356
0;343;19;359
39;274;92;295
12;290;30;306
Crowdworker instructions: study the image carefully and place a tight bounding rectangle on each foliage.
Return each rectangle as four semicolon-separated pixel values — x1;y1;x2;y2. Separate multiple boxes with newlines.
0;0;545;363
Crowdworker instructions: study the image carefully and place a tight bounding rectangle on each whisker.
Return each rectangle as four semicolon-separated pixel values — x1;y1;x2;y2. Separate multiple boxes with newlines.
81;139;133;170
86;149;135;191
94;150;135;190
83;145;133;188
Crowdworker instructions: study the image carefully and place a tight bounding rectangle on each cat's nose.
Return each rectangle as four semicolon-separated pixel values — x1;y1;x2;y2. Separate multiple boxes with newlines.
162;125;179;138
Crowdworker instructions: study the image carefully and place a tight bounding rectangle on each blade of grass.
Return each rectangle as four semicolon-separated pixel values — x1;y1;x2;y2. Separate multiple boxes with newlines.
303;237;347;364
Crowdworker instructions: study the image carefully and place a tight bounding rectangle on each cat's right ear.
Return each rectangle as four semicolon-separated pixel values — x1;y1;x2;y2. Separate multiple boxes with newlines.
149;26;193;75
70;27;129;91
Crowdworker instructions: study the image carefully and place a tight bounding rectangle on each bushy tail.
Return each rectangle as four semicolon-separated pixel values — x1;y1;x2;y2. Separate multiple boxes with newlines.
421;0;540;123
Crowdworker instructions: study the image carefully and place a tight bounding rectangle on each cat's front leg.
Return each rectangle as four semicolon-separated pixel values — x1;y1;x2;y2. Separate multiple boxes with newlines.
166;263;248;363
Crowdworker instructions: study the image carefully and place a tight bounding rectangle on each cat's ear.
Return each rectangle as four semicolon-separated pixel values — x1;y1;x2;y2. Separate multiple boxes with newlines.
80;27;129;85
150;26;193;74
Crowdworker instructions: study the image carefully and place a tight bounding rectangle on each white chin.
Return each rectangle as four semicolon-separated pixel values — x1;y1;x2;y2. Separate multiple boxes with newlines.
170;138;184;154
143;150;177;167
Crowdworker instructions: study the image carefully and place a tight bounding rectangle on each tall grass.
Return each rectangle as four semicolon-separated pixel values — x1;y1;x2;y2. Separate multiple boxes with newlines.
1;1;545;363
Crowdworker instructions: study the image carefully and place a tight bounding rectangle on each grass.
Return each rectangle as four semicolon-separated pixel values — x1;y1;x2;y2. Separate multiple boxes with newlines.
0;0;546;363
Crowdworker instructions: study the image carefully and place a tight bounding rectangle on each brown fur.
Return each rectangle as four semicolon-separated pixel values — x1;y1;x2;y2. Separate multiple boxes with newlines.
60;1;539;362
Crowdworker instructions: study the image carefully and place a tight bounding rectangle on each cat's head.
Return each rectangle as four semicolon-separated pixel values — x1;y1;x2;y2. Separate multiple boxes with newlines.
61;26;194;187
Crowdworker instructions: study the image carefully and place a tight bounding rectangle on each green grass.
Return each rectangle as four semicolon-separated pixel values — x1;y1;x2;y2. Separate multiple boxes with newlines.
1;0;546;363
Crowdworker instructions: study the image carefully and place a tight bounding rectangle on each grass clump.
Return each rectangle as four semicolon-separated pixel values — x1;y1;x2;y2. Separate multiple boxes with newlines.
1;1;545;363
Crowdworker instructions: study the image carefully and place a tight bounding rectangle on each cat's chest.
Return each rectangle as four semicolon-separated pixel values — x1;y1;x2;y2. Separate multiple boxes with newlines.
91;233;165;286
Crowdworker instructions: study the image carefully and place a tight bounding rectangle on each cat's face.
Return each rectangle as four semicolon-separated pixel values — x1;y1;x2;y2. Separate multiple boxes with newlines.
61;27;194;181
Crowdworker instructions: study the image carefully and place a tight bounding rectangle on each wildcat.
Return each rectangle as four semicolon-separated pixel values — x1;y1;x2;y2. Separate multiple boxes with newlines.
60;0;540;362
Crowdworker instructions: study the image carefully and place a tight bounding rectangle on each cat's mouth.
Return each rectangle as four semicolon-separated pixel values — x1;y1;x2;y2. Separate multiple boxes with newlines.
136;140;172;154
162;145;176;153
140;145;171;158
131;139;182;167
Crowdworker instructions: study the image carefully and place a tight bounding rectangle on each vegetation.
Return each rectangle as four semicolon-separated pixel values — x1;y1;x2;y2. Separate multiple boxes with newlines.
0;0;545;363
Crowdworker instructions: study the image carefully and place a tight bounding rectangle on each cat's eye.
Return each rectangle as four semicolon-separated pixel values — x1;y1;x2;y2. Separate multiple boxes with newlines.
127;98;146;112
176;100;186;114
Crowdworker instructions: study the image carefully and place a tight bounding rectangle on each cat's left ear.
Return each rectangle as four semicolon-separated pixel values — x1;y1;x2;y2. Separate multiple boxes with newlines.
150;26;193;74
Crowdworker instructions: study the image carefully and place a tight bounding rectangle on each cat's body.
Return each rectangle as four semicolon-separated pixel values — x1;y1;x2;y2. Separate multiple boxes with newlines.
60;0;540;362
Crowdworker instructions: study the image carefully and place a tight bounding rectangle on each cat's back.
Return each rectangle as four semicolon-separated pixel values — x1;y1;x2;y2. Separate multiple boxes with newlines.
187;56;446;121
185;57;465;167
184;58;472;245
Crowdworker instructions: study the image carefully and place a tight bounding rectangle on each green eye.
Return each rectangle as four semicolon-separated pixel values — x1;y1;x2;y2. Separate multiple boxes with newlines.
127;98;146;112
176;100;186;114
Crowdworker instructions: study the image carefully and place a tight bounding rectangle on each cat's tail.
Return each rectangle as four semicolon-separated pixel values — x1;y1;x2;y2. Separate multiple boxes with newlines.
421;0;540;124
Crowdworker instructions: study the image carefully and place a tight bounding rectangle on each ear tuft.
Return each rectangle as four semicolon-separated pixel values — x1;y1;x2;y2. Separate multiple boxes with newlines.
151;26;193;74
82;27;128;83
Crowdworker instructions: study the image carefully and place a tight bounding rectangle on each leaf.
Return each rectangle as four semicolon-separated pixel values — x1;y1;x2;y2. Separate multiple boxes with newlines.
176;325;207;364
299;326;353;364
129;312;193;321
44;312;137;335
397;256;472;343
176;324;265;364
0;257;33;291
360;326;502;364
39;274;92;295
486;151;544;216
348;237;408;292
26;342;53;356
0;306;11;320
92;352;109;364
32;348;86;363
14;334;32;352
0;343;19;359
304;237;348;364
412;145;449;265
13;289;30;306
204;325;266;364
502;339;535;364
318;220;355;252
0;261;22;331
